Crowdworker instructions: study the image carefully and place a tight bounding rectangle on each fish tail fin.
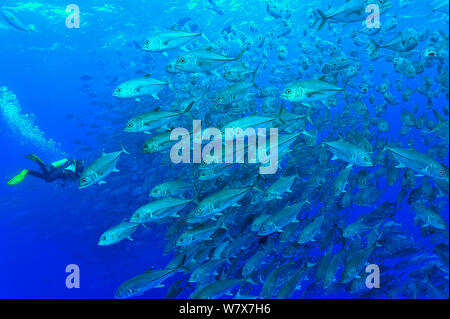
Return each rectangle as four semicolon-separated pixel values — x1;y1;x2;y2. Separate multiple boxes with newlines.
235;47;246;61
28;24;37;32
201;31;210;42
370;39;380;53
277;108;286;125
295;167;301;179
301;129;313;138
316;9;328;31
133;40;142;49
426;3;435;19
245;278;258;286
193;184;203;205
342;78;350;105
251;174;264;193
121;144;130;155
168;74;177;94
183;101;195;120
178;254;193;273
432;109;446;123
306;108;313;125
183;101;195;113
251;64;260;87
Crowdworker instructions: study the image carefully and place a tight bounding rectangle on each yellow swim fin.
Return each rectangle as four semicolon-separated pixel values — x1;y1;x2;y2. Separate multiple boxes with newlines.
8;169;29;185
25;154;45;165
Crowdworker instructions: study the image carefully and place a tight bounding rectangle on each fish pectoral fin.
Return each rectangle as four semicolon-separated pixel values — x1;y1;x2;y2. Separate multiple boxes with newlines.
155;284;165;288
98;181;107;185
305;91;322;98
152;93;160;100
127;236;134;241
331;155;339;160
395;163;406;168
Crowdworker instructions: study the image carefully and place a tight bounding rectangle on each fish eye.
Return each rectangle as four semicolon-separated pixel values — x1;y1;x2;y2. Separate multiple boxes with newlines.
144;40;149;45
179;57;185;64
127;122;133;128
116;88;121;92
81;178;87;183
363;157;368;161
285;89;292;94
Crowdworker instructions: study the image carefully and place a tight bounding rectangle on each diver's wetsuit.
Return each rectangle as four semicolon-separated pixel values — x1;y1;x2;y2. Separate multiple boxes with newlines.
27;157;84;183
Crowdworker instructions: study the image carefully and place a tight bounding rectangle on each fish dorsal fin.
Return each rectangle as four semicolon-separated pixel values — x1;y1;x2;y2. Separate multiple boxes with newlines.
407;144;417;151
144;73;151;78
144;266;154;273
433;109;446;123
154;106;161;111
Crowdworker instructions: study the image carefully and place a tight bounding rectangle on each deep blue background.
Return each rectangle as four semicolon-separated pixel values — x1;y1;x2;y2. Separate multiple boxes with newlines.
0;0;448;298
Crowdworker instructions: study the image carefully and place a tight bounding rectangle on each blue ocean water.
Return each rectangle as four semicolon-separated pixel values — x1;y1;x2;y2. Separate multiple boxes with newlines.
0;0;448;299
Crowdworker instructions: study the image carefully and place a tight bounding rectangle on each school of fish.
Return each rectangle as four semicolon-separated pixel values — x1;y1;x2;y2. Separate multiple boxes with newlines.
3;0;448;299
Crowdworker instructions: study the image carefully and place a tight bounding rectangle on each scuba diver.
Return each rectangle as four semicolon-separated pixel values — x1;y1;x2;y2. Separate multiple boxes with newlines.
8;154;85;186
